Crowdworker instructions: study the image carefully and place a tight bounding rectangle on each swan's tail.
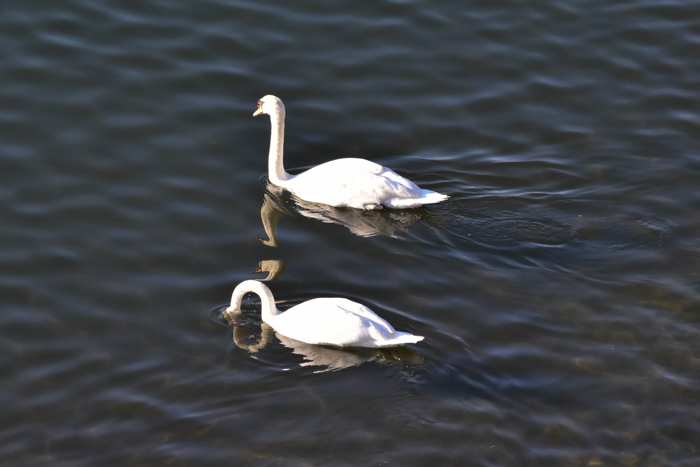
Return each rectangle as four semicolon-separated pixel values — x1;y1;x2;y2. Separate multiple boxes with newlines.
378;332;424;347
385;189;449;209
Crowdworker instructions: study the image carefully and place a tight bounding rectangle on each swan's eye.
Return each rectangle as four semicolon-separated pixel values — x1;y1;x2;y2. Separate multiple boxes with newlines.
257;101;262;109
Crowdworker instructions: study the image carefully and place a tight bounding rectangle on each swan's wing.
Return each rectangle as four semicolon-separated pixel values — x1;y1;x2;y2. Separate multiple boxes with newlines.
330;298;396;334
318;158;386;174
287;158;422;209
271;298;398;346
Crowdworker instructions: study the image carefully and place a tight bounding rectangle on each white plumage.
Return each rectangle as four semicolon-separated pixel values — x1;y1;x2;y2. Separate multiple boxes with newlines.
226;280;423;348
254;95;448;210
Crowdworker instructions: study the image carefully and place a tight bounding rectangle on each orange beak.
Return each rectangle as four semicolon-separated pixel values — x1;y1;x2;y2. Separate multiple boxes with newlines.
253;101;263;117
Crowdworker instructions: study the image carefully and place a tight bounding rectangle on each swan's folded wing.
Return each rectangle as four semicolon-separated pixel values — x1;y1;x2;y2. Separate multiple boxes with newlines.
375;166;422;195
333;299;396;335
273;298;398;346
287;158;423;208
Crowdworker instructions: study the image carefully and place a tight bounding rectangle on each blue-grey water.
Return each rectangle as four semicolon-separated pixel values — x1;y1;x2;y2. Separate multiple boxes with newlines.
2;0;700;465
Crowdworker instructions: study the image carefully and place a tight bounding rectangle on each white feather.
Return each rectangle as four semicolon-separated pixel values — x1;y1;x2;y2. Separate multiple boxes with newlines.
227;281;424;348
254;95;448;210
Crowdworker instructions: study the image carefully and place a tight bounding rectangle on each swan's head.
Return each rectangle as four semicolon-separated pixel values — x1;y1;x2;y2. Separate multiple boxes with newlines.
253;95;285;118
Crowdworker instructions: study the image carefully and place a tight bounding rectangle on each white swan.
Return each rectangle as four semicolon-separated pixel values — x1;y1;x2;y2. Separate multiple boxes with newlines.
253;95;449;210
225;280;424;348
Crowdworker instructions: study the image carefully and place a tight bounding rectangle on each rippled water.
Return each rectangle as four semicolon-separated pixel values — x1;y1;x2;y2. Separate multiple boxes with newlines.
2;0;700;465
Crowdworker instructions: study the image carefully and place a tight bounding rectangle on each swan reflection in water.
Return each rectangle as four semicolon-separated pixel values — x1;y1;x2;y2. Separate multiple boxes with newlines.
251;259;287;281
229;322;423;373
258;188;425;246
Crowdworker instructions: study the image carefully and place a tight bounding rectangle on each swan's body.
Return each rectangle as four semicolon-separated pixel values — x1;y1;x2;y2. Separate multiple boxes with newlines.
254;95;448;210
226;280;423;348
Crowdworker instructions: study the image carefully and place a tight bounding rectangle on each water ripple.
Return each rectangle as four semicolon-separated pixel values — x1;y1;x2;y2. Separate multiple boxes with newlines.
1;0;700;464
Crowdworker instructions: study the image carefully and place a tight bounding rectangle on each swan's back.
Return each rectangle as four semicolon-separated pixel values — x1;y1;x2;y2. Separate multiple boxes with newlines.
286;158;425;210
270;297;423;347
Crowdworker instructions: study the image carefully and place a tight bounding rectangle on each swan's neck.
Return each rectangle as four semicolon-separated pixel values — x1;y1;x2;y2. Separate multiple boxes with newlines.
268;108;292;186
228;280;281;322
259;195;282;247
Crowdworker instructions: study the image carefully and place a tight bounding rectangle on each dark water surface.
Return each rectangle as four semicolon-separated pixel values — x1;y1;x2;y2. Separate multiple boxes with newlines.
2;0;700;465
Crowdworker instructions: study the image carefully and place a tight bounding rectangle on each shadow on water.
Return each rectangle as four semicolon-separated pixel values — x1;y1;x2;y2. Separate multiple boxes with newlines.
210;305;423;374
